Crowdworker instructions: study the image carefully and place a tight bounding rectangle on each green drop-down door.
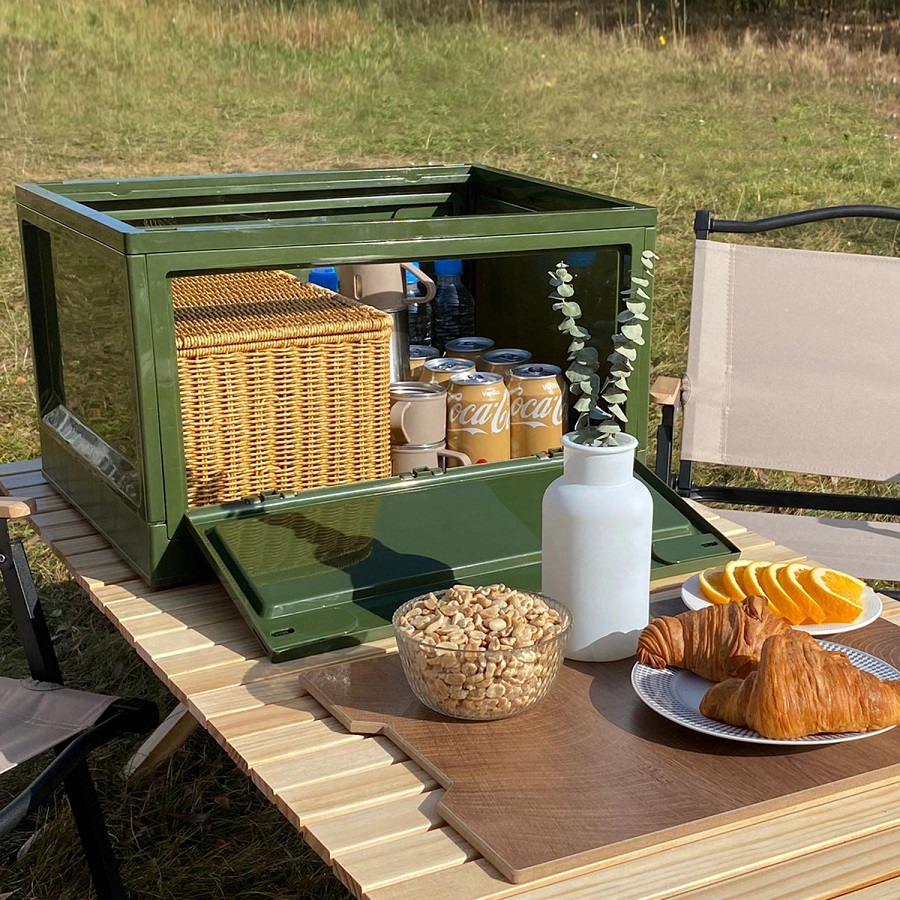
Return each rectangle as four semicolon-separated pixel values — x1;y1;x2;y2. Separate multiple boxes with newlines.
185;456;739;661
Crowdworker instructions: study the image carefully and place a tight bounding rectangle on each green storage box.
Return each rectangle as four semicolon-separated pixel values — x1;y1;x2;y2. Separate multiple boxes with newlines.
16;165;738;659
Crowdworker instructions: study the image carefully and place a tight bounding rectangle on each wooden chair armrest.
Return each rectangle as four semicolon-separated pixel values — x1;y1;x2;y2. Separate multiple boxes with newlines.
649;376;682;408
0;497;36;520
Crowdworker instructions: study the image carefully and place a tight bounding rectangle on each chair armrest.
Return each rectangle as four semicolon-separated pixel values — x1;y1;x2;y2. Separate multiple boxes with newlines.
649;376;682;408
0;497;36;519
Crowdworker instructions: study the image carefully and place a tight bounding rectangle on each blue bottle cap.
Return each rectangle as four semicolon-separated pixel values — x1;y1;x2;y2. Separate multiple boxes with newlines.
566;251;596;268
434;258;463;276
405;262;421;285
308;266;339;292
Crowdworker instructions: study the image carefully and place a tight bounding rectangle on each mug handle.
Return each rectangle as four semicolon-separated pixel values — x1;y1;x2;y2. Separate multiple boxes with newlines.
390;400;412;443
437;448;471;469
401;262;436;304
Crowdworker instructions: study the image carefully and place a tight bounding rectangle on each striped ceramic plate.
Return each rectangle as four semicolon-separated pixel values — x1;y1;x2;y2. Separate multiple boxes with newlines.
631;641;900;746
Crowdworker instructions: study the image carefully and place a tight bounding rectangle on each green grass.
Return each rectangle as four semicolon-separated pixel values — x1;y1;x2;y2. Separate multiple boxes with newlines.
0;1;899;896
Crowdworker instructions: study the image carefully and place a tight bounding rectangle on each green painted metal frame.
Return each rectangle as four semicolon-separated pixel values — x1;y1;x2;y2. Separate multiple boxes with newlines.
17;164;659;587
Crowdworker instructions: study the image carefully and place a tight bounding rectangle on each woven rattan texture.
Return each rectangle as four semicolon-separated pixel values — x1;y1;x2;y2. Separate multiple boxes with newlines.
171;271;393;507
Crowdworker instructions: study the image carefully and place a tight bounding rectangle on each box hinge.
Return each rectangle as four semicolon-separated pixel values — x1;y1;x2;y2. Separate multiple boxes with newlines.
398;466;443;482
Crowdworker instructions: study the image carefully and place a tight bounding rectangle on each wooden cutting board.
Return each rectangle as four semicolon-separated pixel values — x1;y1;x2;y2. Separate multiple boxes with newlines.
299;600;900;883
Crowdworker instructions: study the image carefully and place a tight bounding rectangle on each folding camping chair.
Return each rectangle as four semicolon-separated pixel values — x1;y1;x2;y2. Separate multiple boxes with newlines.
653;204;900;583
0;496;158;898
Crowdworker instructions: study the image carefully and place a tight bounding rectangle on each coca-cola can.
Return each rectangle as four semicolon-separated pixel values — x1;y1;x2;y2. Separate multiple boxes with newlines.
508;364;566;458
409;344;441;375
444;336;495;363
446;371;510;464
480;348;532;377
419;357;476;386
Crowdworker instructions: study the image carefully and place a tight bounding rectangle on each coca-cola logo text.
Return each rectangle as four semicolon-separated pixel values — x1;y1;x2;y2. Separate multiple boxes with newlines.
509;386;563;428
447;390;510;435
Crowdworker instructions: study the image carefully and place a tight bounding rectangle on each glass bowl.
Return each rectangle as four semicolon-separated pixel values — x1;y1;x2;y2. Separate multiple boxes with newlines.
392;588;571;721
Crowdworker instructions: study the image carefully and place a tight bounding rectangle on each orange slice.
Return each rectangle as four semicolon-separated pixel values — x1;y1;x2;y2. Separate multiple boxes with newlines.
723;560;751;601
758;563;807;626
777;563;827;624
739;561;782;618
801;567;866;624
698;567;730;605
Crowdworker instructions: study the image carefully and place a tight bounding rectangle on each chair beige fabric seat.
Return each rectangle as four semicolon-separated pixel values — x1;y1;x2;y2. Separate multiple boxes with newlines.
719;509;900;582
0;677;117;774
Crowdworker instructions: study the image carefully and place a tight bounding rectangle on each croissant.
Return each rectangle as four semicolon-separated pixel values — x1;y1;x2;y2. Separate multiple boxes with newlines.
636;595;790;683
700;631;900;739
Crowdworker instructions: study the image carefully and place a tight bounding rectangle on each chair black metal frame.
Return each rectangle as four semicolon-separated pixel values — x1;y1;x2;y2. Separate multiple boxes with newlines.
0;498;158;899
654;204;900;520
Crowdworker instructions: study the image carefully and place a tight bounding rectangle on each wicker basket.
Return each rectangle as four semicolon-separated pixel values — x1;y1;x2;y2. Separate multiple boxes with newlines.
171;270;393;507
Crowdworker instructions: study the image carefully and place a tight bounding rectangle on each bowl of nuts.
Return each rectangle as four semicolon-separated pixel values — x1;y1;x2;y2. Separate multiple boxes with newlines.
392;583;571;721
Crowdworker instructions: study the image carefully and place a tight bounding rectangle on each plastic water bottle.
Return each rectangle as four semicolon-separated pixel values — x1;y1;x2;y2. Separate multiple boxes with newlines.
432;259;475;351
308;266;339;292
405;261;432;346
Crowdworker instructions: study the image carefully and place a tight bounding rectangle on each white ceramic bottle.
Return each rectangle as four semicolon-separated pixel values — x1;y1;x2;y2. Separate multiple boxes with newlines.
541;432;653;661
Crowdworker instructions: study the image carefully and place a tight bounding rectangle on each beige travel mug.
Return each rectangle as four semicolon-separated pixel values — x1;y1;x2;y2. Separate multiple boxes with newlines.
389;382;448;445
391;442;471;475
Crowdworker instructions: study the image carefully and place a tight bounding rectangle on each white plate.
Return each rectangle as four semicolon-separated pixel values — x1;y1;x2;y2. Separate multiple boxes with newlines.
681;573;882;635
631;640;900;745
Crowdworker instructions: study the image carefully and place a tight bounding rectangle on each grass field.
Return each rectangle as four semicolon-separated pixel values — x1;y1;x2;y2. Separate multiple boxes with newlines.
0;1;898;897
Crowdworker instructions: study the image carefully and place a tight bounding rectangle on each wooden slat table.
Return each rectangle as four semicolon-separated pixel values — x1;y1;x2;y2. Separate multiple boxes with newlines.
3;457;900;899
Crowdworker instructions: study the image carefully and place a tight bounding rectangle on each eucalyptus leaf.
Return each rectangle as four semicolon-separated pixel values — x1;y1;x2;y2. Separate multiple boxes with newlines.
612;334;635;347
575;412;590;431
565;369;589;383
601;389;627;404
631;276;650;288
641;250;660;260
591;406;613;422
552;302;564;311
558;271;573;283
561;300;581;317
568;325;590;339
618;346;638;361
575;347;599;365
608;403;628;422
588;373;602;396
567;339;585;354
621;324;643;341
612;376;630;391
557;283;575;298
574;396;592;412
642;258;654;271
626;300;647;314
635;288;650;300
598;423;621;433
569;380;582;395
558;317;575;332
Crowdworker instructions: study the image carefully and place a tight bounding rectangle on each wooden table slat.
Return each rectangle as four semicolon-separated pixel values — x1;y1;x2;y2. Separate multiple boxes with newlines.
208;695;325;738
253;734;407;797
188;675;311;720
335;825;479;896
676;824;900;900
277;760;438;828
0;458;43;477
305;790;445;864
839;878;900;899
231;716;362;768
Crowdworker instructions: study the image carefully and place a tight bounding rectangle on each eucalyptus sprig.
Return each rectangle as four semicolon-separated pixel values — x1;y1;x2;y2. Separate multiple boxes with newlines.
548;249;658;447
